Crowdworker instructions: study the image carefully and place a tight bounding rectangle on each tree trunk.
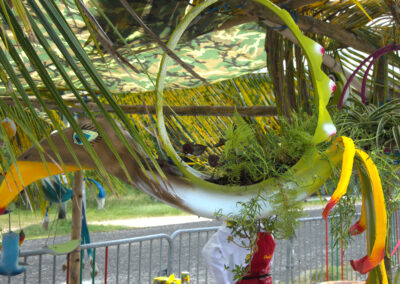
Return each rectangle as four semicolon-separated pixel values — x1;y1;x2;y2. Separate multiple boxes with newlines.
295;46;311;114
373;56;388;104
69;171;83;284
266;28;291;118
285;41;296;111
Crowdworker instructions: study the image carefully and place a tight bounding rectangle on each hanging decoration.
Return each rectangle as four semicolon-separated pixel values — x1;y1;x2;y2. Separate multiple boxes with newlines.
85;178;106;210
0;118;17;140
40;175;73;229
0;213;26;276
0;232;26;276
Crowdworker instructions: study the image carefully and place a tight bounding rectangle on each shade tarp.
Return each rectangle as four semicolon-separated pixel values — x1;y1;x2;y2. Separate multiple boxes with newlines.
0;0;267;95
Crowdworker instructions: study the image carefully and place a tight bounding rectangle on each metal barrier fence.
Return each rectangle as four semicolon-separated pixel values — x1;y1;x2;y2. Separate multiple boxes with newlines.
2;213;400;284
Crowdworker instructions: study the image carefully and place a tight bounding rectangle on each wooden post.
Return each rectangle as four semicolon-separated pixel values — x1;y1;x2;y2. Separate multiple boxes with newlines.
69;171;83;284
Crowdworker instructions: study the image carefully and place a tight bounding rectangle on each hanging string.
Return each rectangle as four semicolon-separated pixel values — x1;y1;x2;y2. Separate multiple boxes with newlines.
330;229;334;280
396;211;399;263
45;204;51;247
8;211;11;232
45;202;62;247
52;175;68;246
341;239;344;281
18;195;21;231
53;205;60;246
325;218;329;281
335;236;338;280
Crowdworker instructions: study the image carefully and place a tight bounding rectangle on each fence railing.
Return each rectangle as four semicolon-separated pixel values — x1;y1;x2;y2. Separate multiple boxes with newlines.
2;213;400;284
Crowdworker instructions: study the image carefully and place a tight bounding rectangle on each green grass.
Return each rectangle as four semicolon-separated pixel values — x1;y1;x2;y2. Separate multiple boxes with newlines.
85;190;187;221
0;189;188;240
22;219;129;240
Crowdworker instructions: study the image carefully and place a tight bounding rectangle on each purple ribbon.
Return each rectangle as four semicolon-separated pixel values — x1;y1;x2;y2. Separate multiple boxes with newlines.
338;44;400;108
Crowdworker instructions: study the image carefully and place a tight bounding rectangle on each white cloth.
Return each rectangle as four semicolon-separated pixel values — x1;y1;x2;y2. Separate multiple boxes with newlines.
97;197;105;210
202;225;250;284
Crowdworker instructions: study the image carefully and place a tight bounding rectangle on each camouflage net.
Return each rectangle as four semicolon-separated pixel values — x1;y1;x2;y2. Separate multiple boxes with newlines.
0;0;267;95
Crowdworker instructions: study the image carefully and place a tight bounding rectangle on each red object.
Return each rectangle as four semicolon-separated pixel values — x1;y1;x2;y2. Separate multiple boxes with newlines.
349;220;366;235
325;218;329;281
66;254;70;284
391;239;400;257
0;207;6;215
105;246;108;284
341;239;344;281
19;230;25;246
322;200;336;219
236;232;276;284
396;213;399;263
350;248;385;274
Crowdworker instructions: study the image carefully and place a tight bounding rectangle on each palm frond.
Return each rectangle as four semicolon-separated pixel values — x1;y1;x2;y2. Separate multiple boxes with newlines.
0;0;397;201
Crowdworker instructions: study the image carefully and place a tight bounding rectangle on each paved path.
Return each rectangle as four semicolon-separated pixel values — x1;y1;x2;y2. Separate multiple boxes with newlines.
87;201;329;229
89;215;212;228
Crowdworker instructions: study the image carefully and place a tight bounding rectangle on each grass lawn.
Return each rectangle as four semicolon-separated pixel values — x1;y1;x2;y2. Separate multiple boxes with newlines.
0;189;337;240
20;220;129;240
85;189;187;221
0;189;187;240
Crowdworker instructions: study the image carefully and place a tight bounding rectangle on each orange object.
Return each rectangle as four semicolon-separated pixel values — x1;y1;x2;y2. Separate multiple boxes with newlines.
18;230;25;246
1;118;16;139
0;161;82;212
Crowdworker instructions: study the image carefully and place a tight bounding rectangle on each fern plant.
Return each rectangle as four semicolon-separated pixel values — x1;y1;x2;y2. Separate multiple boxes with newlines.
213;112;269;185
210;111;317;185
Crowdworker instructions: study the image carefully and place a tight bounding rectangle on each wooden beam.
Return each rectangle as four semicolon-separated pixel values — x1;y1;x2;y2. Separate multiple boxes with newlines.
240;1;378;54
1;97;278;116
69;171;83;284
280;0;324;9
70;104;278;117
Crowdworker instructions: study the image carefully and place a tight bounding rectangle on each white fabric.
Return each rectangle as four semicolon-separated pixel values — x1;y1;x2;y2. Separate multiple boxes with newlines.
97;197;105;210
202;225;250;284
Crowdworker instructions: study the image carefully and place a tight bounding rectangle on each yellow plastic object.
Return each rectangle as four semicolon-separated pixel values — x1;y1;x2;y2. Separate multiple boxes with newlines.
322;136;355;218
321;141;388;280
350;149;387;283
0;161;81;211
153;274;182;284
